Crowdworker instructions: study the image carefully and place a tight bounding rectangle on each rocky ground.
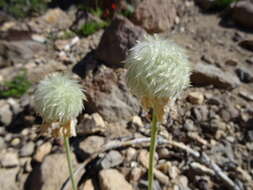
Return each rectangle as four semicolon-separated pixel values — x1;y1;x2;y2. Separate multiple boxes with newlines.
0;0;253;190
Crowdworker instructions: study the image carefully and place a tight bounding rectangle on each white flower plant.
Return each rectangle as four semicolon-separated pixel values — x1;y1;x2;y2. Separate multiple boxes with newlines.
34;73;86;190
33;34;191;190
124;34;191;190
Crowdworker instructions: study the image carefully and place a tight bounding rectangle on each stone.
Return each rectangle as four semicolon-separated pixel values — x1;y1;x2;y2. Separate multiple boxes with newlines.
132;0;177;33
100;150;124;169
191;105;208;122
10;138;21;147
183;119;196;131
235;67;253;83
138;150;150;168
95;15;146;68
129;167;143;182
191;63;240;89
0;151;19;167
0;101;12;126
33;142;52;162
27;153;77;190
82;179;95;190
0;40;45;66
79;136;105;155
0;167;19;190
125;147;137;162
77;113;106;135
20;141;35;157
231;0;253;29
0;137;5;150
84;65;140;123
131;115;144;129
239;91;253;101
28;8;73;33
99;169;133;190
187;92;204;104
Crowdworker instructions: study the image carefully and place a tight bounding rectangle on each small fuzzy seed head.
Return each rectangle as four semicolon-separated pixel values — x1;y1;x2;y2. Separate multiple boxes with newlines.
34;73;86;124
124;35;191;120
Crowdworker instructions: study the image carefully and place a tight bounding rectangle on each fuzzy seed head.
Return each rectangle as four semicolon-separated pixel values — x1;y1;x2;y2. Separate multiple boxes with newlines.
34;73;86;124
124;35;191;120
125;35;191;100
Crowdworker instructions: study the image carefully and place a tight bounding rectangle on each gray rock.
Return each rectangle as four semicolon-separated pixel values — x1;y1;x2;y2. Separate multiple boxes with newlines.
132;0;177;33
0;101;12;126
27;153;78;190
231;0;253;29
96;15;146;68
79;136;105;155
28;8;73;33
100;150;124;169
235;67;253;83
20;141;35;157
191;105;209;122
191;63;240;89
0;168;19;190
0;151;19;168
0;137;5;150
0;40;45;66
84;65;140;123
99;169;133;190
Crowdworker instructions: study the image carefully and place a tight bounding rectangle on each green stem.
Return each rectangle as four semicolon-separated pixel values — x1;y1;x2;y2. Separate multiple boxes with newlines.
148;110;158;190
63;136;77;190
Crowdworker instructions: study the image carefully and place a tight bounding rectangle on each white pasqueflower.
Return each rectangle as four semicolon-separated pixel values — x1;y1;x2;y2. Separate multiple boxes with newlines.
124;34;191;120
34;73;86;137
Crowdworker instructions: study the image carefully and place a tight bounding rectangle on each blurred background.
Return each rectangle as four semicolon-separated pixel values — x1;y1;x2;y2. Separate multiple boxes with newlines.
0;0;253;190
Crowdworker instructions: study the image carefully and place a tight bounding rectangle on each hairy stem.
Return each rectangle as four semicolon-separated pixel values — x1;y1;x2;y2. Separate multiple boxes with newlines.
64;136;77;190
148;111;158;190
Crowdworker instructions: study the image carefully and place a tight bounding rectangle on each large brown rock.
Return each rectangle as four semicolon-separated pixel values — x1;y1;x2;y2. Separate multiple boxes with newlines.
84;65;140;123
132;0;177;33
191;63;240;89
27;153;78;190
95;15;146;68
231;0;253;29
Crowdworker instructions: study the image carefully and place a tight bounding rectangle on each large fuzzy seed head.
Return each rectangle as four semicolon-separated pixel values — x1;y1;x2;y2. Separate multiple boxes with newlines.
125;35;191;100
34;73;85;124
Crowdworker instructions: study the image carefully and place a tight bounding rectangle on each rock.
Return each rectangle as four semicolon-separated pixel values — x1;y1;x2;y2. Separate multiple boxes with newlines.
191;105;208;122
231;0;253;29
133;0;176;33
28;8;73;33
95;15;146;68
79;136;105;155
27;153;77;190
239;91;253;101
20;141;35;157
82;179;95;190
183;119;196;131
0;101;12;126
129;167;143;182
0;168;19;190
33;142;52;162
0;40;45;66
77;113;106;135
125;147;137;162
0;151;19;167
99;169;133;190
187;92;204;104
84;65;140;123
138;150;150;168
0;137;6;150
100;150;124;169
235;67;253;83
7;98;21;115
130;115;144;129
191;63;240;89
